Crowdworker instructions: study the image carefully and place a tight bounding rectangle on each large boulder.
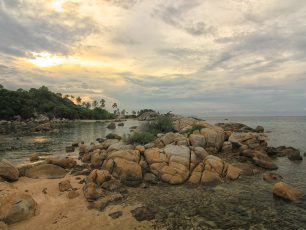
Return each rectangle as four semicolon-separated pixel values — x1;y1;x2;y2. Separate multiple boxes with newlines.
160;132;187;146
90;149;107;168
86;170;111;186
112;158;142;186
46;156;76;169
0;182;37;224
229;132;267;150
25;164;67;179
200;127;225;151
0;160;19;182
266;146;302;161
272;182;300;202
189;134;206;147
107;142;133;153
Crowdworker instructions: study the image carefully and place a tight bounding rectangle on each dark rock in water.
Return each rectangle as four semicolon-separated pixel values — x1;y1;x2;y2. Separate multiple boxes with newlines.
255;125;264;133
96;138;106;143
266;146;302;161
263;172;283;183
117;122;124;126
65;146;75;153
304;152;306;157
253;158;278;170
105;133;121;140
25;164;67;179
109;211;123;219
29;153;39;162
72;142;79;147
0;159;19;181
131;206;155;221
129;126;137;130
107;122;116;129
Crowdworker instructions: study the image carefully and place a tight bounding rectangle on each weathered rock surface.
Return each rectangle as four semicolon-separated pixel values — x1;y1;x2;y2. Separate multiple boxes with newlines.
266;146;302;161
0;182;37;224
46;156;76;169
0;160;19;182
58;180;73;192
25;164;67;179
229;132;267;150
131;206;155;221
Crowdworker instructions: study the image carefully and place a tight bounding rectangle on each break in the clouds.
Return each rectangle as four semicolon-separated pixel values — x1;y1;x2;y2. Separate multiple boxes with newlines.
0;0;306;116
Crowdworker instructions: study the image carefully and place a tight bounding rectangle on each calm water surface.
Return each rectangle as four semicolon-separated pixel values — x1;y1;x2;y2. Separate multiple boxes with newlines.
1;116;305;229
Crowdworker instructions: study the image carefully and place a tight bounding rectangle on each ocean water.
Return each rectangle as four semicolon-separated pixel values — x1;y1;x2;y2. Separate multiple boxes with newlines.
1;117;306;229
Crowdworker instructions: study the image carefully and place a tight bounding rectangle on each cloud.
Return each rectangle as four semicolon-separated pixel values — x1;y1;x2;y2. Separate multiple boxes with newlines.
0;0;306;116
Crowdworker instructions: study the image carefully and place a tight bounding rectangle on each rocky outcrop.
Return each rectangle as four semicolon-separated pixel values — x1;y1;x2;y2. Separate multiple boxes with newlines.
229;132;267;150
107;122;116;129
0;160;19;182
272;182;300;202
0;182;37;224
25;164;67;179
137;111;158;121
266;146;303;161
240;150;278;170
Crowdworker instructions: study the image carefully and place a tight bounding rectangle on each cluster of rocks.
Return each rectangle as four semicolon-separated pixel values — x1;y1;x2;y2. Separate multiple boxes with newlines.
0;115;304;228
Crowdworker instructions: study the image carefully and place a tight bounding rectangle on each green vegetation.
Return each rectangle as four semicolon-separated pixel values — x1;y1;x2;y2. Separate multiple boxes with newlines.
127;132;156;145
0;85;115;120
137;108;155;117
128;114;175;144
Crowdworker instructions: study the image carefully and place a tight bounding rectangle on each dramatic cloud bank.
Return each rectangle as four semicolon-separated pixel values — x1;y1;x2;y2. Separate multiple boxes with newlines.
0;0;305;116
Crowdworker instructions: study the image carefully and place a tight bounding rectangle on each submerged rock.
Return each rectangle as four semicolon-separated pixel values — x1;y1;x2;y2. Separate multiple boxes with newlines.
263;173;283;183
107;122;116;129
0;160;19;182
272;182;300;202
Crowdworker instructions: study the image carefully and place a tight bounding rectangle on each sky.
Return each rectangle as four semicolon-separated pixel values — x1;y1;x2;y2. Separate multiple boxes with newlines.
0;0;306;116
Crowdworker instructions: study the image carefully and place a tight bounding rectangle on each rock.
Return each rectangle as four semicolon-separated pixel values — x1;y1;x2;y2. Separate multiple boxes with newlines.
107;122;116;129
137;111;158;121
93;193;124;211
266;146;302;160
143;173;158;184
83;183;105;201
189;134;206;147
87;170;111;186
200;127;225;150
222;141;232;153
90;149;107;168
29;153;39;162
229;132;267;150
135;145;145;153
272;182;300;202
67;191;80;199
188;163;204;184
78;143;88;155
101;139;119;149
0;221;8;230
253;157;278;170
65;146;75;153
46;156;76;169
109;211;122;219
107;142;133;153
201;170;221;185
144;148;167;164
108;149;140;163
105;133;121;140
25;164;67;179
160;132;186;145
101;179;122;191
255;125;264;133
263;173;283;183
215;122;255;132
112;158;142;186
0;182;37;224
226;164;242;180
0;160;19;181
72;142;79;147
131;206;155;221
193;147;209;160
117;122;124;126
58;180;73;192
130;126;137;130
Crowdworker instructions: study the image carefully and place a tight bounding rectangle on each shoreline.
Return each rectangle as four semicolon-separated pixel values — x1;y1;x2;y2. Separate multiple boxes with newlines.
1;115;305;230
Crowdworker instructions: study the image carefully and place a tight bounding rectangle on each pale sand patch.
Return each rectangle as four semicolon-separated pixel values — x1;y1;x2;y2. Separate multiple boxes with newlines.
9;174;155;230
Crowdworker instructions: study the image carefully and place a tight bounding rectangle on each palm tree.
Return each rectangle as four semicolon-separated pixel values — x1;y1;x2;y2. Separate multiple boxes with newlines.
132;110;136;116
85;102;91;109
100;99;106;108
92;100;98;108
121;109;126;115
76;96;82;104
112;103;118;109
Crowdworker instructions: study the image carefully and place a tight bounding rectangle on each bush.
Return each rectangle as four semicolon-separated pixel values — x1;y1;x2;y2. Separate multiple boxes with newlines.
148;115;175;135
127;132;156;145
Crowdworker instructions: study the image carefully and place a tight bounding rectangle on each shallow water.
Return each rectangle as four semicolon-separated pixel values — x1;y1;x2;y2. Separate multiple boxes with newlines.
0;119;142;164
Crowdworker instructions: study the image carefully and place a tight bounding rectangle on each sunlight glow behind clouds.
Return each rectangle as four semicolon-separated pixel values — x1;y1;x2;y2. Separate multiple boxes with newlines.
0;0;306;115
